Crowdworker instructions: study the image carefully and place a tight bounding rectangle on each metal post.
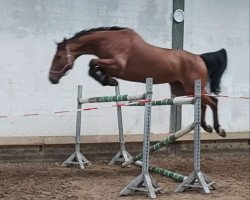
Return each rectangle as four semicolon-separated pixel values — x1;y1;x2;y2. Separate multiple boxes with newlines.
170;0;185;133
108;84;133;165
120;78;163;199
194;81;201;172
141;78;153;176
61;85;91;169
174;80;216;193
76;85;83;153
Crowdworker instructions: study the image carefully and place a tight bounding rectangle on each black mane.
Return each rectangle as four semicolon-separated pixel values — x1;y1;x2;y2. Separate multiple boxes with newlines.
60;26;127;43
58;26;127;46
73;26;127;38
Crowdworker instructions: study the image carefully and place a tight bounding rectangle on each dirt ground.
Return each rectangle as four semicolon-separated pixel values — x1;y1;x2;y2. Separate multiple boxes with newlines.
0;152;249;200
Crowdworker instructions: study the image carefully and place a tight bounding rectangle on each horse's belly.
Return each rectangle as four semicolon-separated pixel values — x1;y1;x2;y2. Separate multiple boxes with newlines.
116;68;175;84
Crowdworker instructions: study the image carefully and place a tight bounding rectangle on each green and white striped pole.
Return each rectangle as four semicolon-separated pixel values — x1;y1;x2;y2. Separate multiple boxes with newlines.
79;94;145;104
129;97;195;106
122;123;195;167
135;161;186;182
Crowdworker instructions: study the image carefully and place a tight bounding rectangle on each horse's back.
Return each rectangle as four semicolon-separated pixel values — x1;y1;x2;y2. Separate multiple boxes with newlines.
97;29;208;88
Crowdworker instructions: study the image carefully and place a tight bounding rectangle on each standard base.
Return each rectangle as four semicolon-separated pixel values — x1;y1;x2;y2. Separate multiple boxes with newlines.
120;173;164;199
108;150;132;165
174;170;217;194
61;151;92;169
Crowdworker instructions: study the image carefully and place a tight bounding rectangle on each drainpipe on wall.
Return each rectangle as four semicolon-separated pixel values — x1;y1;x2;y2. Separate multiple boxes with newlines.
170;0;185;134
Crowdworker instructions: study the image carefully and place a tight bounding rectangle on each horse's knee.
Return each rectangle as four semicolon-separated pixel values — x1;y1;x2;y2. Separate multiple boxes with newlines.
88;67;117;86
89;59;97;68
89;67;104;82
89;66;99;77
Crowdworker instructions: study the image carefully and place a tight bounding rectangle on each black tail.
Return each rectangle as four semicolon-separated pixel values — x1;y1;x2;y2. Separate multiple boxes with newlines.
200;48;227;94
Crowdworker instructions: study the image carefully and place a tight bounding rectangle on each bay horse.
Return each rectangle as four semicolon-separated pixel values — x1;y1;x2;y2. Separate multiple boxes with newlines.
49;27;227;137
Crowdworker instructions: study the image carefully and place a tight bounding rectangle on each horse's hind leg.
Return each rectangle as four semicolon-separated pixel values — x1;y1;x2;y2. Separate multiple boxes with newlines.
177;83;213;133
170;82;186;96
170;82;213;133
201;103;213;133
89;59;118;86
201;95;226;137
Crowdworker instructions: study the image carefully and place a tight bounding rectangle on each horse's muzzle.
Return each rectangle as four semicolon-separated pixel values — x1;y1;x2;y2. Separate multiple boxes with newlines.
49;73;59;84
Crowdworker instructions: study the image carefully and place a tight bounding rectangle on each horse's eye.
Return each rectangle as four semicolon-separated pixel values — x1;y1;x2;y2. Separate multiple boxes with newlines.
56;56;61;59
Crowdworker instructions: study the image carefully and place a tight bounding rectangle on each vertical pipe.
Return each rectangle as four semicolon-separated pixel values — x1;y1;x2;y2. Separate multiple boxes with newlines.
115;85;126;151
170;0;185;133
75;85;82;152
194;80;201;171
142;78;153;174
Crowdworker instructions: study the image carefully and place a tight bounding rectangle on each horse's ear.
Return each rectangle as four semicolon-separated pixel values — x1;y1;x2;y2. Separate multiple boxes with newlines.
53;39;58;45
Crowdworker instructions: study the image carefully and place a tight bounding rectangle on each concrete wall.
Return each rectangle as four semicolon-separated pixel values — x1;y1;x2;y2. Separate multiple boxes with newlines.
0;0;249;138
183;0;250;132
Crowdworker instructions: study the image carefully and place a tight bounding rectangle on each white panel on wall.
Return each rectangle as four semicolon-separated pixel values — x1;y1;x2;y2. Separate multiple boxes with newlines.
0;0;172;137
184;0;249;132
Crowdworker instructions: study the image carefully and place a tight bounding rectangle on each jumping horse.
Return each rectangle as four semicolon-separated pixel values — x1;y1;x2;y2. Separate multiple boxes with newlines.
49;27;227;137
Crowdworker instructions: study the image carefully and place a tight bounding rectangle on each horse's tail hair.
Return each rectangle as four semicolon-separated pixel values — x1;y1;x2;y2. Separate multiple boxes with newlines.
200;48;227;94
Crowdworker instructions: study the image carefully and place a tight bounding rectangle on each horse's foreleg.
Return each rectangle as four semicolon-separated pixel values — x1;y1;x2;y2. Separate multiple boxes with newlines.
89;59;118;86
201;95;226;137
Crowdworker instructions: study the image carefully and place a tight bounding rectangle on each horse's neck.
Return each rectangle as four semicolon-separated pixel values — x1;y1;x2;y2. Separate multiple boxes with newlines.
70;34;102;56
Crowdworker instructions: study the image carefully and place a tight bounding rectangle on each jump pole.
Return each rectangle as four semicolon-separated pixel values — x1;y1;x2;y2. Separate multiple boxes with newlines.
109;96;195;166
108;86;192;182
129;97;195;106
79;94;145;104
108;84;134;165
120;78;164;199
62;87;147;169
122;123;195;167
61;85;92;169
174;80;216;193
122;80;216;194
135;160;187;182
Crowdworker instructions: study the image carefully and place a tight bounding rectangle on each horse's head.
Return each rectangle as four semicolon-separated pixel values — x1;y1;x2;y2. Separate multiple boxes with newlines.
49;40;75;84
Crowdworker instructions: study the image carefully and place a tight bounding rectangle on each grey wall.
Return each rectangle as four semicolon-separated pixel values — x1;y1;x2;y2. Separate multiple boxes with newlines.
183;0;249;132
0;0;249;138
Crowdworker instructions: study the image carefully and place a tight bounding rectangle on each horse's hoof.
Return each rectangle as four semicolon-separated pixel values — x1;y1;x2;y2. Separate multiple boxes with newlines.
201;124;213;133
215;127;226;137
109;78;118;86
205;125;213;133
